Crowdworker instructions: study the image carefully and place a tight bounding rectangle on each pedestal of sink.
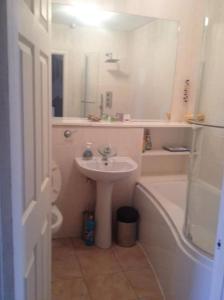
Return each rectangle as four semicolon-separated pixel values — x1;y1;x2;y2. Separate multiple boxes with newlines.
95;181;114;248
75;156;137;249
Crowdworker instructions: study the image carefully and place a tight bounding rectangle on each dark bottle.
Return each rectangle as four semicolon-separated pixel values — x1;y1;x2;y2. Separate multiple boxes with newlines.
85;213;96;246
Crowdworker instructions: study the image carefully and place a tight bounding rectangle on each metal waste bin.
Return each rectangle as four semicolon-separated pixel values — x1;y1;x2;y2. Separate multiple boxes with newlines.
117;206;139;247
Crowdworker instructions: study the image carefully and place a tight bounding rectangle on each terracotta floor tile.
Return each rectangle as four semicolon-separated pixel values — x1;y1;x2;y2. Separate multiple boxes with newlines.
72;238;99;251
52;238;75;260
125;268;162;299
76;247;122;276
85;272;137;300
113;244;149;271
52;238;72;248
52;239;164;300
52;278;90;300
52;239;82;281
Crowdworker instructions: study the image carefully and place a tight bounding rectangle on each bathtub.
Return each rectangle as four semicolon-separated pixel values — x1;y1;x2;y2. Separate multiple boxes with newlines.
133;175;213;300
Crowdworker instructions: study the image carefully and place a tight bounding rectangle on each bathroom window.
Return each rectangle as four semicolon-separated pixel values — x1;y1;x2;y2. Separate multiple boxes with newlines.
52;54;64;117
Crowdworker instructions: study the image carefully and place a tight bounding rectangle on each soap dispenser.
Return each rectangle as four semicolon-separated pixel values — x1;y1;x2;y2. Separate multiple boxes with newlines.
82;142;93;160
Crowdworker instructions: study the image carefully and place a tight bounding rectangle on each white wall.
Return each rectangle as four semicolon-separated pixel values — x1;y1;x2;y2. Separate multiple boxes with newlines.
53;0;206;120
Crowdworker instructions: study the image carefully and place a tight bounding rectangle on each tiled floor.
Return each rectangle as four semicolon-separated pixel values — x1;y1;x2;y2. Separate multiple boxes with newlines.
52;238;163;300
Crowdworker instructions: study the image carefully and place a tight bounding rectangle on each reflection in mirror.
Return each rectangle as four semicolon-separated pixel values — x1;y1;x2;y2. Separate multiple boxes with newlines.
51;3;179;120
52;54;64;117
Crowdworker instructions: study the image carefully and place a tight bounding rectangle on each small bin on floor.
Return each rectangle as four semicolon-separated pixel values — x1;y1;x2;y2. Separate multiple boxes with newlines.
117;206;139;247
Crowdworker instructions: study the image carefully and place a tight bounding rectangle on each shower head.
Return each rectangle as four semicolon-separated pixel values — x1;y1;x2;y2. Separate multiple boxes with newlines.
105;58;120;63
105;53;120;63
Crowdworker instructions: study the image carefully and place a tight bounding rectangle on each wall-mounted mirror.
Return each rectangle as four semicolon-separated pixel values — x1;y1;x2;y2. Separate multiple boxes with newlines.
51;3;179;120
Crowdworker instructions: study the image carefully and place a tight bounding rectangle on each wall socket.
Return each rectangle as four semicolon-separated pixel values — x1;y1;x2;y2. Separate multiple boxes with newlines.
105;91;113;108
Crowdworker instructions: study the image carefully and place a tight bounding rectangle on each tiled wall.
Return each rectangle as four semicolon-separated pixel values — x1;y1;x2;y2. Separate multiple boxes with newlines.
52;126;143;237
52;125;191;238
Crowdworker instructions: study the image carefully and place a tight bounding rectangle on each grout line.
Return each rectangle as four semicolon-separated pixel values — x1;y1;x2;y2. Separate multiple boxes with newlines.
112;244;147;300
121;271;140;300
112;243;154;272
71;239;138;299
53;238;162;300
112;243;164;300
69;238;95;300
137;241;165;300
108;244;139;298
72;239;122;271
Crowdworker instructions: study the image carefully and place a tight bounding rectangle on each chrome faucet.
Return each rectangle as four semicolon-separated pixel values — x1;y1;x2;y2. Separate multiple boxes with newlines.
98;144;117;161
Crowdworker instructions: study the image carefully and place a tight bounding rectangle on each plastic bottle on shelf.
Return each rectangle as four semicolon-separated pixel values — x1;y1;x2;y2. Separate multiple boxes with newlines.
143;129;152;152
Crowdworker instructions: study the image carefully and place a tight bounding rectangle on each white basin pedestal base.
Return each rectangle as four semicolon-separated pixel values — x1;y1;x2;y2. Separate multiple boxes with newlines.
95;181;114;249
75;156;138;249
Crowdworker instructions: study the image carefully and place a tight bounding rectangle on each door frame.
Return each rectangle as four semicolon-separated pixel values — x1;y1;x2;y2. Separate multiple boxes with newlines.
0;0;19;299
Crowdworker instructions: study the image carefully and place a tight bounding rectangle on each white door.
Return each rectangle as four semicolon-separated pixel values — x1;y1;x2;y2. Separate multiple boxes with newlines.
10;0;52;299
210;177;224;300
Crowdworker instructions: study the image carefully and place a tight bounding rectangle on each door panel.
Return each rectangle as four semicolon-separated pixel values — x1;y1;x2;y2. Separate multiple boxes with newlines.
40;0;49;29
36;219;51;300
25;251;38;300
40;53;50;182
19;38;36;211
16;0;51;299
41;219;51;300
24;0;34;13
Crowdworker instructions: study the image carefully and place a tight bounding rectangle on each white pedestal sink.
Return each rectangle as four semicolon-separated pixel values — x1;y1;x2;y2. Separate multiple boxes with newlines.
75;156;137;248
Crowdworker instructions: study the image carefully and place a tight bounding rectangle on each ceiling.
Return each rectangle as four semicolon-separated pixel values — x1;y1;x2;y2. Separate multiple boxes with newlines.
52;3;156;31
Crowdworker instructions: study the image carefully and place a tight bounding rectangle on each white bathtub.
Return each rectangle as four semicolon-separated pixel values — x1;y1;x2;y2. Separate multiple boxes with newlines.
134;175;213;300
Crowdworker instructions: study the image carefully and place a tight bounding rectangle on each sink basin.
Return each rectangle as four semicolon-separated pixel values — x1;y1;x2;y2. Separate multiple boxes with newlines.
75;156;138;249
75;156;137;182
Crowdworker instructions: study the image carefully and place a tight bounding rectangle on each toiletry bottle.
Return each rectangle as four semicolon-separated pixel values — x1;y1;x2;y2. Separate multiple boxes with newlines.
82;142;93;160
82;210;89;241
85;213;95;246
144;129;152;151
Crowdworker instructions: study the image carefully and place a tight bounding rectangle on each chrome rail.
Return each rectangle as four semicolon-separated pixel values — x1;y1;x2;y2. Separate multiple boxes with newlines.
189;121;224;129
